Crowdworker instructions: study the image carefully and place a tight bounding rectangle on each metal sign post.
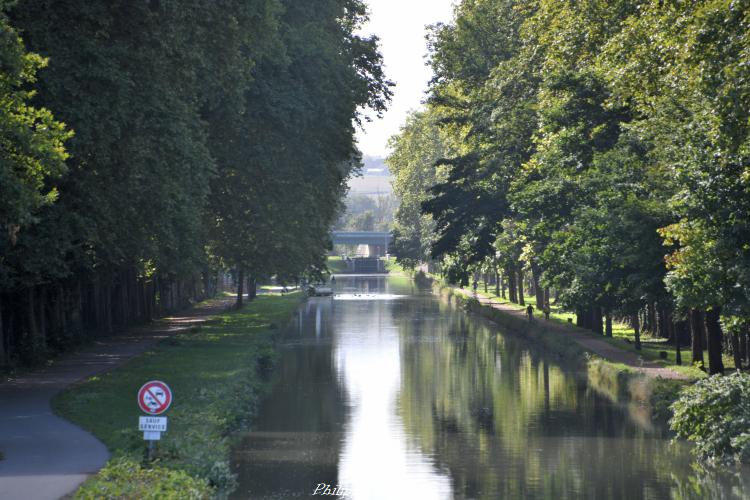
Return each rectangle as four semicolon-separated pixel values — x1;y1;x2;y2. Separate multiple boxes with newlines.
137;380;172;461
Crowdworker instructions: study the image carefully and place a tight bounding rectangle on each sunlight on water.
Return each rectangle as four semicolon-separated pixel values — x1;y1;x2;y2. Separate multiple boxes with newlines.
333;293;407;301
334;308;452;499
230;275;750;500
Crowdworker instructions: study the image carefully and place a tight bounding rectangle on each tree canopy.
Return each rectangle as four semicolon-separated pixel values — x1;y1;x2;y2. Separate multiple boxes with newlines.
0;0;390;364
389;0;750;375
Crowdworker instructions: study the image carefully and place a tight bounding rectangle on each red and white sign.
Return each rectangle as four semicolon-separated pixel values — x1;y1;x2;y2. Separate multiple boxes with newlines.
137;380;172;415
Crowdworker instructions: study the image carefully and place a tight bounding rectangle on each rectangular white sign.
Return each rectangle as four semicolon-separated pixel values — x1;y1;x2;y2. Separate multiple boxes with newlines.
139;416;167;432
143;431;161;441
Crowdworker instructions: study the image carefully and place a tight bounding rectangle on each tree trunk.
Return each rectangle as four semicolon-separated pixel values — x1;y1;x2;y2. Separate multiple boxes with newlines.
690;309;705;367
532;264;544;311
605;310;612;337
236;268;244;308
104;281;113;334
576;306;584;328
54;284;64;343
743;328;750;369
0;295;5;366
593;306;603;335
731;332;742;371
544;287;550;310
704;308;725;375
494;270;500;297
646;302;656;335
670;316;683;366
658;304;669;339
517;268;525;306
483;273;488;293
27;287;40;355
38;286;47;349
632;313;641;351
507;268;517;303
584;307;593;330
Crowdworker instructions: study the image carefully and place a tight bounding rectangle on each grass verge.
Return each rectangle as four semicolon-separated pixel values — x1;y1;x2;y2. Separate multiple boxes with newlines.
54;292;304;499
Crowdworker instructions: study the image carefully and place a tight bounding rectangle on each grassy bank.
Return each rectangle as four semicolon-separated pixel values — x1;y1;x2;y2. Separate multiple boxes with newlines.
435;281;688;422
470;278;735;379
54;292;304;499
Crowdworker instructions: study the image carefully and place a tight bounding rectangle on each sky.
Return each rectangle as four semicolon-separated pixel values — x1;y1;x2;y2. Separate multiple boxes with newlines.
355;0;456;159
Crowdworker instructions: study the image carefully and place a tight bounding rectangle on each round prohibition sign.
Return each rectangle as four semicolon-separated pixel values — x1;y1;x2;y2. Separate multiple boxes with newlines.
137;380;172;415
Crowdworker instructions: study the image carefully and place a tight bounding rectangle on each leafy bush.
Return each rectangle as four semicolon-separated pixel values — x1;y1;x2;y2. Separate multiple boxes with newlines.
670;372;750;463
75;458;211;499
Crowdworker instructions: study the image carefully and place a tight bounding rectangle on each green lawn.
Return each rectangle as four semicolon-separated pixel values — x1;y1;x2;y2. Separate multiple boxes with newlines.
55;292;304;498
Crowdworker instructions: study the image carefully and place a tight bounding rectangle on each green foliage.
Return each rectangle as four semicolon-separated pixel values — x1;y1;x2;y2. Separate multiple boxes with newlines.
387;110;449;268
389;0;750;374
0;0;390;364
0;4;70;289
670;372;750;464
75;458;211;500
207;0;393;285
334;193;395;233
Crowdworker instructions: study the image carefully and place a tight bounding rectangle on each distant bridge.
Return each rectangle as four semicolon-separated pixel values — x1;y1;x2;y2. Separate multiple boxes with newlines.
331;231;391;248
331;231;391;255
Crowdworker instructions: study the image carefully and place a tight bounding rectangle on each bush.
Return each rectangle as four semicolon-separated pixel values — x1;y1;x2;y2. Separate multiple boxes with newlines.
670;371;750;464
75;458;212;499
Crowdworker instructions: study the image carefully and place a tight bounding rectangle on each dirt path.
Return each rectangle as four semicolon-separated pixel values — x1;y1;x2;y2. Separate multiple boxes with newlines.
458;288;686;380
0;297;234;500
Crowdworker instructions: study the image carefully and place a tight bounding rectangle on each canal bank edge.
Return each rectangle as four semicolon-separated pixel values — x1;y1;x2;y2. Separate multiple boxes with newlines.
52;291;306;499
430;278;686;425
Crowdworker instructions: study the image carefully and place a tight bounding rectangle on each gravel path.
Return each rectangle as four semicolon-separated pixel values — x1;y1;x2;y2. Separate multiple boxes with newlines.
0;297;234;500
458;288;687;380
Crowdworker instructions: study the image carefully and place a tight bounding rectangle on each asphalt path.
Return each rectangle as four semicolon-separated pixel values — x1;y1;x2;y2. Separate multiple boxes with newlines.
0;297;233;500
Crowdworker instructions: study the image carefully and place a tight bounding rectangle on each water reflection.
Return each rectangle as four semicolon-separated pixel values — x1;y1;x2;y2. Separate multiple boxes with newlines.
333;281;452;500
231;276;749;499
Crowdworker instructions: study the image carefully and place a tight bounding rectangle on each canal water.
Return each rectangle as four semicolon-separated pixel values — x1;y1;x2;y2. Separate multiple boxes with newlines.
231;275;748;499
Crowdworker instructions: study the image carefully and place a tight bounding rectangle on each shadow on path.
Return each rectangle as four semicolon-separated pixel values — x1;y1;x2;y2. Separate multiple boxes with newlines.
0;296;234;500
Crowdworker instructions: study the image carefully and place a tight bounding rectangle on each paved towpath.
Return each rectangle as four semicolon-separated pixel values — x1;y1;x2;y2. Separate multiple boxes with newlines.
0;297;234;500
457;287;686;380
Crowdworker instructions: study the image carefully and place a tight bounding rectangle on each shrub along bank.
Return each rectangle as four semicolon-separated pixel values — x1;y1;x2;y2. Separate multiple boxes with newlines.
671;372;750;465
54;292;304;499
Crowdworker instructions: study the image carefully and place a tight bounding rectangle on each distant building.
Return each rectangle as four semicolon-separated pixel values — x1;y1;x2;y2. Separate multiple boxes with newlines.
349;156;393;195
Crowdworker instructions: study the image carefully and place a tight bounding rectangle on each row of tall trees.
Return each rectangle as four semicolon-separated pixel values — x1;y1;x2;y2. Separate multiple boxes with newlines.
388;0;749;375
0;0;390;365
